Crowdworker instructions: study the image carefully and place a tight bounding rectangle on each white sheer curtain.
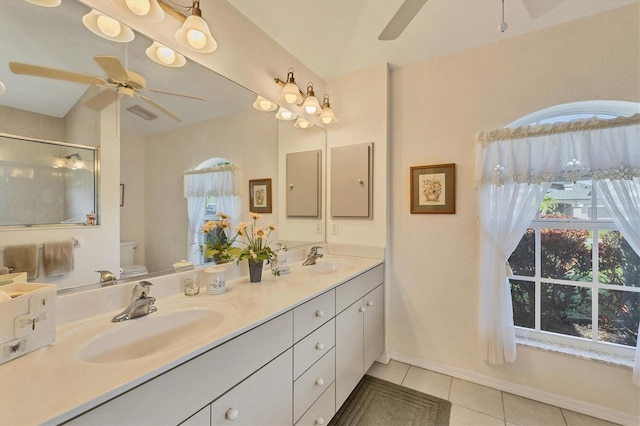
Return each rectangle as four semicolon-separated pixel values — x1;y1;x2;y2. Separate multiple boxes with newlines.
477;114;640;373
595;177;640;385
184;162;241;264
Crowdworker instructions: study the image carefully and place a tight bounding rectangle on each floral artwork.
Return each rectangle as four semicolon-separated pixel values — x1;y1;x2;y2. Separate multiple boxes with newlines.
410;164;456;214
253;185;267;207
249;178;272;213
419;173;445;205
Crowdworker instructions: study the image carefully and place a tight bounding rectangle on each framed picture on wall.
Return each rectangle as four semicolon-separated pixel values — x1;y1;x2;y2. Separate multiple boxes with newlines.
410;163;456;214
249;178;272;213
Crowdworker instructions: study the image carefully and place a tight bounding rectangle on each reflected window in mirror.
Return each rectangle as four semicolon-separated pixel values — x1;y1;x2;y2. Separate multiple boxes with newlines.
184;158;239;265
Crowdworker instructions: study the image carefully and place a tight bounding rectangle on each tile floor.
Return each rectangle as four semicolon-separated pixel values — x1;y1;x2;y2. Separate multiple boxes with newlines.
365;360;620;426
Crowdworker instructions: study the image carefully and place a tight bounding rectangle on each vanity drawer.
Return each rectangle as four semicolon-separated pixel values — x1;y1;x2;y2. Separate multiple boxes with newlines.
295;382;335;426
294;290;335;342
294;318;335;379
294;348;335;423
335;264;383;313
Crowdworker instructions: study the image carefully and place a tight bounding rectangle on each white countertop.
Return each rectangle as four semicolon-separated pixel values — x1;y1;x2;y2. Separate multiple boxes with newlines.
0;254;382;425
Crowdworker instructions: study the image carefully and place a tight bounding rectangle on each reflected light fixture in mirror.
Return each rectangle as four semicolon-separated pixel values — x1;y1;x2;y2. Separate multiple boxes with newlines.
294;117;313;129
82;9;135;42
173;0;217;53
252;95;277;112
122;0;165;21
24;0;61;6
320;94;338;124
146;41;186;67
302;82;322;114
275;107;296;121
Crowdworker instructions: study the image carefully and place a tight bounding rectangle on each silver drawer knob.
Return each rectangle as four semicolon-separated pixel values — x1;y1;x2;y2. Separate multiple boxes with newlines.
315;417;325;425
366;301;374;307
315;377;325;386
315;342;325;350
315;309;324;317
225;407;239;421
359;306;366;313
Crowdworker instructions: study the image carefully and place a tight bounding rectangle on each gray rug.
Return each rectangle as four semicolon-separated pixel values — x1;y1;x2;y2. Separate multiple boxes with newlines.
329;375;451;426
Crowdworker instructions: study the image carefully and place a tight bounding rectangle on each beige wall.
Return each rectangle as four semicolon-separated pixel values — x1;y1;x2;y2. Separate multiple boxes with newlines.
387;4;639;423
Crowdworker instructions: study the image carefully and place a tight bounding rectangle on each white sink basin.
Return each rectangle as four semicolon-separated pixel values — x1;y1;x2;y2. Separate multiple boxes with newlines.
78;308;224;364
307;262;346;275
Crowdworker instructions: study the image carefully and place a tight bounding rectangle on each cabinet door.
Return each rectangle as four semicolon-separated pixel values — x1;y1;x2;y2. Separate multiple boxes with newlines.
335;299;364;409
211;349;292;426
363;284;384;371
181;405;210;426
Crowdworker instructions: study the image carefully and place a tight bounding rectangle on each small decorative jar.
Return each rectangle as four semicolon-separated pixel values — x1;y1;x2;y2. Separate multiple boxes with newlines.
204;266;226;295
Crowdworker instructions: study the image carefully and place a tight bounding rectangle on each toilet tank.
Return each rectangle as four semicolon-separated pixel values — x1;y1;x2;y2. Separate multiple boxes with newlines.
119;241;137;266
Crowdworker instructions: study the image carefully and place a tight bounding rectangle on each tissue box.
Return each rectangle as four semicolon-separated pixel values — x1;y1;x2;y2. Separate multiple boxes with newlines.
0;282;56;365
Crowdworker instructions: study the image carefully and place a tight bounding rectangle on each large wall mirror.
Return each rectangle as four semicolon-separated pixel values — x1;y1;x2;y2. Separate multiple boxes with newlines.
0;0;326;290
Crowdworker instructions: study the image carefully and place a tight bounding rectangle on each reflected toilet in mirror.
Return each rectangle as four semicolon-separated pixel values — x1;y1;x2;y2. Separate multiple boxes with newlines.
119;241;148;279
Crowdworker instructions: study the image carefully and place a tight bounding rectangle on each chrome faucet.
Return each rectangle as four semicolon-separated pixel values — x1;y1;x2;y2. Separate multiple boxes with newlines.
112;281;157;322
303;246;324;266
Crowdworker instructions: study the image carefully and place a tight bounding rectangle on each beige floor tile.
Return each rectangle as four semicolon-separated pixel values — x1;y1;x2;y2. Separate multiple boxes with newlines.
449;378;505;420
450;404;506;426
401;366;452;400
503;393;566;426
365;360;410;384
562;409;620;426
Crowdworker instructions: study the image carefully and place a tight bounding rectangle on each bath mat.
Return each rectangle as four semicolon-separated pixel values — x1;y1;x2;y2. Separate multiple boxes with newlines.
329;375;451;426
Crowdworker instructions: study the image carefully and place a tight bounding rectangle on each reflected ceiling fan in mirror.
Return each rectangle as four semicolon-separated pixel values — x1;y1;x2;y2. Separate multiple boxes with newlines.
8;56;206;122
378;0;564;40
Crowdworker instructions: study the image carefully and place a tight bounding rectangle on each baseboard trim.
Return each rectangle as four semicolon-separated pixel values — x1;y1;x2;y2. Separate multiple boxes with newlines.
387;351;638;426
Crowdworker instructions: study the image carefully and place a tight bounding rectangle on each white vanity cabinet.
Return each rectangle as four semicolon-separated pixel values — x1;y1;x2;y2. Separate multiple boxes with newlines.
335;265;384;408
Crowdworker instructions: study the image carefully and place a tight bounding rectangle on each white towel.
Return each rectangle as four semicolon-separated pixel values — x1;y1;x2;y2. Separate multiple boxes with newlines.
43;240;74;277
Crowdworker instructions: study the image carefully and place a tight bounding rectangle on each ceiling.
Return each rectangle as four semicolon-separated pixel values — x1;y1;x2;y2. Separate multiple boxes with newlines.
227;0;638;81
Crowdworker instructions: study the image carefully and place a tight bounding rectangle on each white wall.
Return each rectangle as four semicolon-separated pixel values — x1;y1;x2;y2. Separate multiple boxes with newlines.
387;5;640;423
326;63;389;251
120;132;146;266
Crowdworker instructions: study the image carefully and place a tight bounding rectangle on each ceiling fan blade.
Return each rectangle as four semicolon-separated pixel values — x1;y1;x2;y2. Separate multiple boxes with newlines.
138;94;182;123
9;62;105;86
94;56;129;83
144;87;207;101
83;89;118;111
521;0;563;19
378;0;428;41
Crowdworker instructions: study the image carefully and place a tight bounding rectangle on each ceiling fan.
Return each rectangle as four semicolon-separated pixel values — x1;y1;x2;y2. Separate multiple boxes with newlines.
378;0;564;41
8;56;205;122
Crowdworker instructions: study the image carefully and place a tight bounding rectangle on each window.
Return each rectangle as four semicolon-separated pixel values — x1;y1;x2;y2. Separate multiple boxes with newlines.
505;103;640;360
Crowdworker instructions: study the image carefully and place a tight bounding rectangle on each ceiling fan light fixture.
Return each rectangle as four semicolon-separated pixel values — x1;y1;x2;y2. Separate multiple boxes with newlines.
24;0;61;7
175;1;217;53
293;117;313;129
275;107;296;121
319;94;338;124
252;95;277;112
302;82;322;115
146;41;186;67
120;0;165;22
82;9;135;43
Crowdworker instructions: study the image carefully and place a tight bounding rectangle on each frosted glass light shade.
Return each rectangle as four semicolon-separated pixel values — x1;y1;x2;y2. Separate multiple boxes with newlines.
281;83;302;104
294;117;313;129
24;0;61;6
175;15;217;53
252;96;277;112
146;41;186;67
82;9;134;43
302;95;322;115
120;0;164;22
275;107;296;121
320;106;338;124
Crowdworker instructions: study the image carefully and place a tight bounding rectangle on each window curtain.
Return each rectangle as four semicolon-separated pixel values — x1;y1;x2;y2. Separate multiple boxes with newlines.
476;115;640;374
184;164;240;264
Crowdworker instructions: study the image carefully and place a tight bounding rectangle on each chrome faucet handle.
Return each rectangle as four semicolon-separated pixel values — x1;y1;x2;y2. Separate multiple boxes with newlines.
132;281;153;299
309;246;322;255
277;243;288;251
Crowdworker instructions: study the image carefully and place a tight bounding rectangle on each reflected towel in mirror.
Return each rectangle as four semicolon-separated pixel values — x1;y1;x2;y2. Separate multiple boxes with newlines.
3;244;39;279
43;240;74;277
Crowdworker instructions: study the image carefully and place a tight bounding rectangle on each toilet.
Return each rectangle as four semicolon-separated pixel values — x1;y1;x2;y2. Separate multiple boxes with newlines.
119;241;148;279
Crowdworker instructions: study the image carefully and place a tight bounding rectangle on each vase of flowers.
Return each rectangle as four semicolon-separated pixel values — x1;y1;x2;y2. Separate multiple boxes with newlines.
232;212;276;283
200;213;235;264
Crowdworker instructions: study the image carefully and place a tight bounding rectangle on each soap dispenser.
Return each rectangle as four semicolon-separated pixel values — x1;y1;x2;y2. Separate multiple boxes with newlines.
272;244;290;276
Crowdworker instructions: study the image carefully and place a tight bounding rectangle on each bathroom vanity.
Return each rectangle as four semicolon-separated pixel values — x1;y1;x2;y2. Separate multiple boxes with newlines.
0;254;384;425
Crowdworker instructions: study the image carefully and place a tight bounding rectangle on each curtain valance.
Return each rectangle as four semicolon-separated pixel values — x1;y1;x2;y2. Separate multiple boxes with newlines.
183;163;240;198
476;114;640;186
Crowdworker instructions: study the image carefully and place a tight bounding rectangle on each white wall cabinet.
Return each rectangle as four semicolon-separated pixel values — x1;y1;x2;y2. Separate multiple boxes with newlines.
335;265;384;408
